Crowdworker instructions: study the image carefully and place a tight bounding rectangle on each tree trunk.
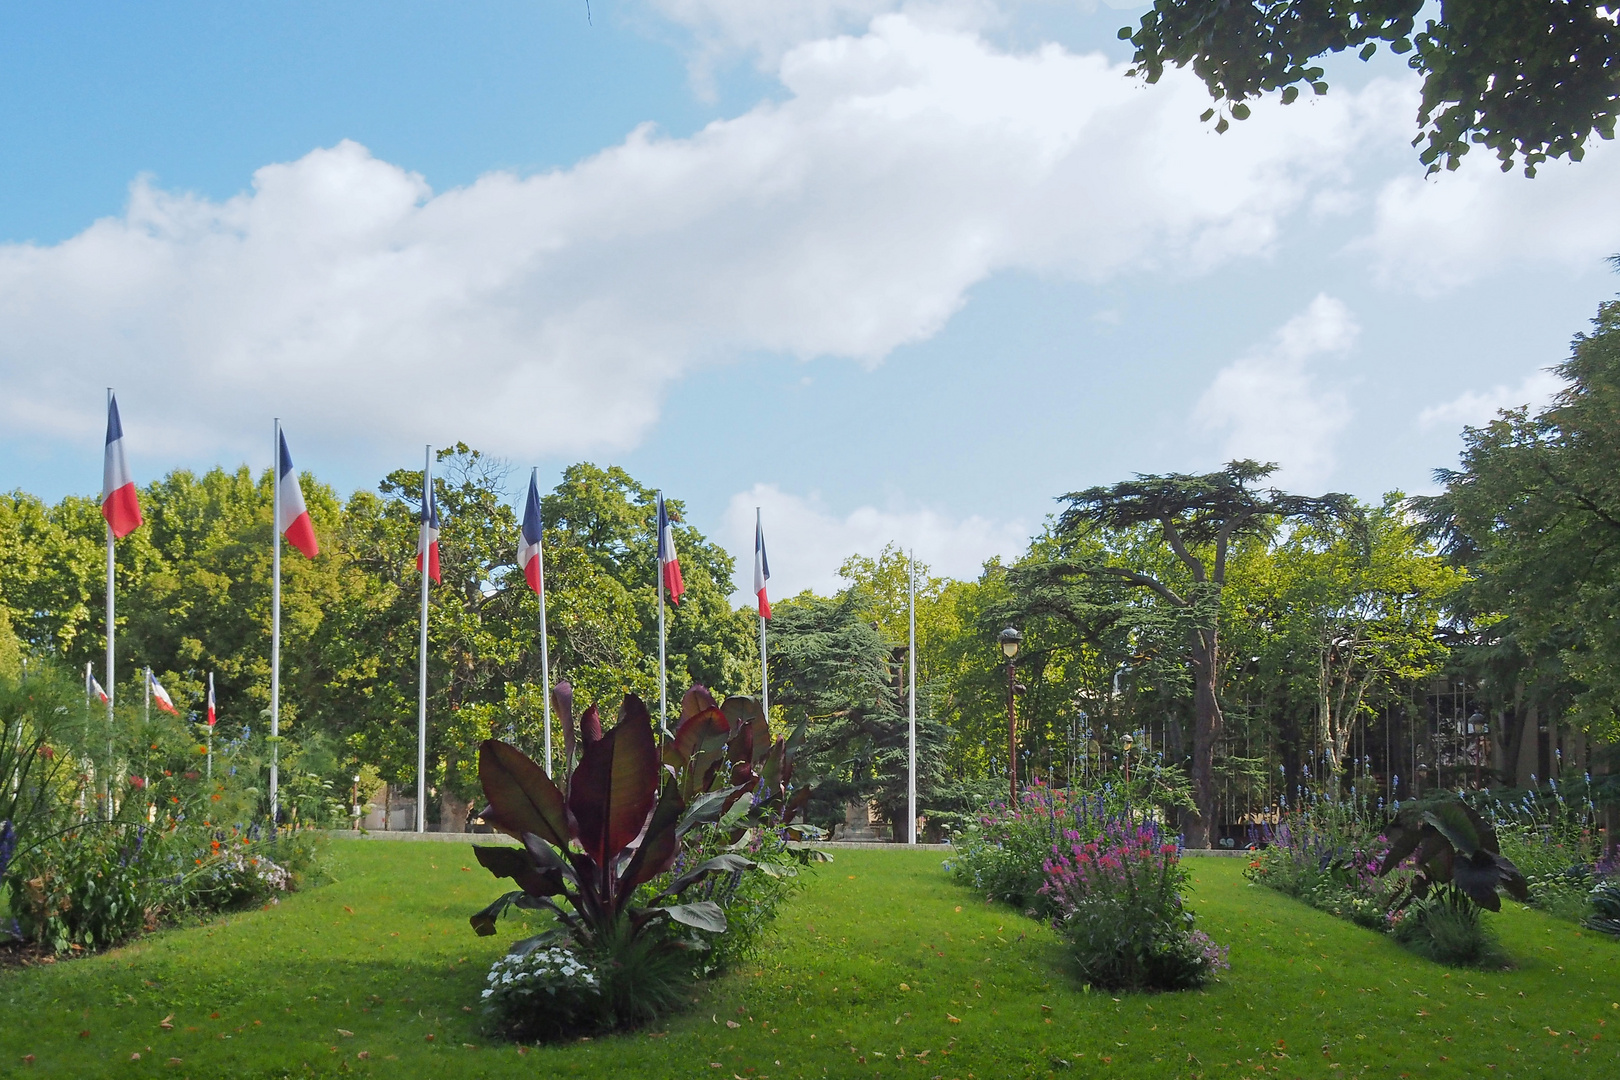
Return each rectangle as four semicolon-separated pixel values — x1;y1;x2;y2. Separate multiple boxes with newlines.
1186;630;1222;849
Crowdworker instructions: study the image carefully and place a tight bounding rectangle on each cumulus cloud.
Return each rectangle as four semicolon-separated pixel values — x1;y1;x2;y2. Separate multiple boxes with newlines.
720;482;1029;598
1193;294;1358;488
1360;145;1620;293
0;15;1407;463
1417;368;1566;432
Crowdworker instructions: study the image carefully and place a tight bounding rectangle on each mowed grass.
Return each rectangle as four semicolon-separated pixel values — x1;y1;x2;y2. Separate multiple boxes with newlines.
2;841;1618;1079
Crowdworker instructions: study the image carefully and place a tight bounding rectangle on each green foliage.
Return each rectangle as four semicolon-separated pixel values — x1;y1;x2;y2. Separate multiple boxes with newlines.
468;688;809;1037
1242;790;1405;930
1390;884;1512;969
1121;0;1620;176
1378;793;1530;913
1042;822;1227;992
1415;295;1620;743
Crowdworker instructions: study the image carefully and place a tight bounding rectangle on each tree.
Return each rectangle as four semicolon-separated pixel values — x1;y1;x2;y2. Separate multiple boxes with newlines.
1121;0;1620;176
1413;293;1620;744
1054;460;1358;847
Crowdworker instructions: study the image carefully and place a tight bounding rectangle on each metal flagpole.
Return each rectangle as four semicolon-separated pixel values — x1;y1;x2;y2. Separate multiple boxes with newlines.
907;550;917;845
84;662;92;816
535;469;553;776
105;387;116;821
144;666;150;728
270;418;282;825
758;508;769;720
207;671;214;780
417;445;432;833
657;490;667;737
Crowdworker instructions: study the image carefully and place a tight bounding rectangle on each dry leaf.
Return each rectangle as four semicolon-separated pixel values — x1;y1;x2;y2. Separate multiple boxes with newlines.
726;1020;740;1029
337;1029;354;1037
947;1014;961;1024
357;1051;370;1060
159;1016;174;1030
167;1058;182;1066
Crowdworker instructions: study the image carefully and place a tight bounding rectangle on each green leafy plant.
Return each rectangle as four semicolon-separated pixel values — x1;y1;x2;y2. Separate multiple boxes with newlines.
1376;794;1526;968
1378;795;1530;913
469;691;768;1036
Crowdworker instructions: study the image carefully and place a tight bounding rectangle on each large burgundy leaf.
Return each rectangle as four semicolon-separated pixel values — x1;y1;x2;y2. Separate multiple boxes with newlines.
478;740;571;849
553;681;575;768
568;694;660;867
680;684;718;723
580;703;604;745
619;777;686;892
666;706;730;770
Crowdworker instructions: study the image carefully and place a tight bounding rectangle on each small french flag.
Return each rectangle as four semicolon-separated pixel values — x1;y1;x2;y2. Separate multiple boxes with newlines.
417;482;441;584
101;394;143;538
149;670;179;716
277;431;320;558
657;492;685;604
519;470;544;594
206;671;216;727
89;675;109;704
753;509;771;620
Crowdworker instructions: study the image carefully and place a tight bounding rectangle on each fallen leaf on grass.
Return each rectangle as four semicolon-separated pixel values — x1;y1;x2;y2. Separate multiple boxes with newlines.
78;1031;89;1039
21;1055;35;1065
130;1053;141;1061
167;1058;182;1066
357;1051;370;1060
425;1034;435;1042
946;1015;961;1024
337;1029;354;1037
159;1015;174;1030
726;1020;741;1029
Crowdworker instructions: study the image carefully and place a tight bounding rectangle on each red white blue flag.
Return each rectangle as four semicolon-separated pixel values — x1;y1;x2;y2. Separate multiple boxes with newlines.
657;492;685;604
417;482;441;584
148;670;179;715
206;672;216;727
101;394;143;538
519;471;544;594
89;675;109;704
753;509;771;619
277;431;320;558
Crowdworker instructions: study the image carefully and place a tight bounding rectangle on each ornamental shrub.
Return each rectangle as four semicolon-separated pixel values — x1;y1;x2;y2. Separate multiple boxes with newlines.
481;945;603;1043
1040;822;1227;992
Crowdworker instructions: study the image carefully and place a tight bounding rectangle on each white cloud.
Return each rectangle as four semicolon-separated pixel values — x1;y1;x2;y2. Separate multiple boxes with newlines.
1193;294;1357;488
721;482;1029;598
1417;368;1565;431
1360;145;1620;293
0;16;1407;464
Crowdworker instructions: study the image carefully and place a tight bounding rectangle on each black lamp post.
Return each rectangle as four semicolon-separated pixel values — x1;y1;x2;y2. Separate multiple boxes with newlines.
998;627;1022;806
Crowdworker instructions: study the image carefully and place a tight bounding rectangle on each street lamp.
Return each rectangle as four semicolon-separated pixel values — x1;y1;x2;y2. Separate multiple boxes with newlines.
998;628;1022;805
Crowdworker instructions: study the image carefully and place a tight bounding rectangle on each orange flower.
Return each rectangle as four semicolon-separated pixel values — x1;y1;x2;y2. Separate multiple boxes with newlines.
210;794;221;802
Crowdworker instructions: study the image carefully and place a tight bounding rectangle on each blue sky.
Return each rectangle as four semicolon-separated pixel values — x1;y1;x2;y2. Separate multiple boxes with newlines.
4;1;1619;597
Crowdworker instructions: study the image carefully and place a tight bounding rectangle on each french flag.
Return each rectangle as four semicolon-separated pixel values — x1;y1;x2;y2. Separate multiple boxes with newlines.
277;431;320;558
89;675;109;704
417;483;441;584
149;671;179;716
657;492;684;604
101;394;143;538
206;672;216;727
753;509;771;619
519;470;544;594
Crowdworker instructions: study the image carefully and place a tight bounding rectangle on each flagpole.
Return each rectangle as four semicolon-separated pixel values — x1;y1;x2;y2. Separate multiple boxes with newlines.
144;665;150;728
418;445;432;834
907;549;917;845
104;387;116;822
207;671;214;780
83;661;92;817
270;418;281;826
757;507;768;719
535;469;553;776
657;490;667;738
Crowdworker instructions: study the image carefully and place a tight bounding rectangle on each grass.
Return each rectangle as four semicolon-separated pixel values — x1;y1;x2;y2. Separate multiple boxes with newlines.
2;841;1617;1078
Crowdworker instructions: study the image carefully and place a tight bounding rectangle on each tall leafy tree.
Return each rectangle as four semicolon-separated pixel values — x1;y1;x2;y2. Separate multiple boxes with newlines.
1122;0;1620;175
1054;461;1358;847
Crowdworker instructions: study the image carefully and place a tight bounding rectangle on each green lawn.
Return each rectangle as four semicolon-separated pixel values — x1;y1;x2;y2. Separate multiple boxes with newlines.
2;841;1617;1078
